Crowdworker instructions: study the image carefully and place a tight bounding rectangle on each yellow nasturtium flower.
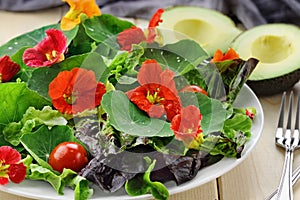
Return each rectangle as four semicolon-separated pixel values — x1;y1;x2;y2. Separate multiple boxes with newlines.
61;0;101;30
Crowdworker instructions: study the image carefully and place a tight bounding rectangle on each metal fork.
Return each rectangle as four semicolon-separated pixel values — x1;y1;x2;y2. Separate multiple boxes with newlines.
266;165;300;200
275;91;300;200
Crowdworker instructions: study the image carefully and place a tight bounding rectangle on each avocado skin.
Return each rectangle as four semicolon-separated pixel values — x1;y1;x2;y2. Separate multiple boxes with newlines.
246;69;300;96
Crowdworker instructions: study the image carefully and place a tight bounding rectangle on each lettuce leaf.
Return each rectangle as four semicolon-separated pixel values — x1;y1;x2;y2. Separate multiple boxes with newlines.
23;155;93;200
4;106;67;146
0;83;50;141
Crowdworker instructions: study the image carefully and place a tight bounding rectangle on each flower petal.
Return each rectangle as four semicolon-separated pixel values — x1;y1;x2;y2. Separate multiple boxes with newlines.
23;29;67;67
0;55;20;82
49;68;106;115
117;26;146;51
61;0;101;30
0;146;21;165
0;177;9;185
8;163;26;184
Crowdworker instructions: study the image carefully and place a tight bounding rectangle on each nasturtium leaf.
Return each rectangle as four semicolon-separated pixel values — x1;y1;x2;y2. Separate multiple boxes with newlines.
9;47;34;82
27;67;61;101
0;24;78;57
0;82;50;134
101;90;174;137
20;125;78;169
143;40;209;74
179;92;227;135
83;14;134;43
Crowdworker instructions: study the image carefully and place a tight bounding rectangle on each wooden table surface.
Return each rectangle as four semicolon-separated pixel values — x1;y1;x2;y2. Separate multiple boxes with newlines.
0;6;300;200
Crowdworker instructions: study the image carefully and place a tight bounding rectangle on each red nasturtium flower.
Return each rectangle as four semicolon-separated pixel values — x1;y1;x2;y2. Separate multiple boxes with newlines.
0;55;20;83
0;146;26;185
211;48;240;62
61;0;101;31
23;29;68;67
171;105;204;148
48;68;106;115
117;8;164;51
126;59;181;121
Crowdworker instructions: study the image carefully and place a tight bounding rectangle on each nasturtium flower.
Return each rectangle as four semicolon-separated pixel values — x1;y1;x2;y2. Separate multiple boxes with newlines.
117;8;164;51
23;29;67;67
0;146;26;185
117;26;146;51
61;0;101;30
0;55;20;83
147;8;164;43
211;48;240;62
48;68;106;115
171;105;204;149
126;59;181;121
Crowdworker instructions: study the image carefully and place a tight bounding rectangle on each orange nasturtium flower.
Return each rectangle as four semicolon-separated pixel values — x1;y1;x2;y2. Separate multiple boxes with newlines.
171;105;204;149
126;59;181;121
211;48;240;62
0;55;20;83
117;8;164;51
23;29;68;67
48;68;106;115
0;146;26;185
61;0;101;30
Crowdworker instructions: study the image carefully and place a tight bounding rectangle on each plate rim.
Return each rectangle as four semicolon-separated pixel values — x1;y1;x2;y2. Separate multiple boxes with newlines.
0;84;264;200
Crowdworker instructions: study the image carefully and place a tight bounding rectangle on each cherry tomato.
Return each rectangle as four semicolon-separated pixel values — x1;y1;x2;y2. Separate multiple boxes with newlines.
179;85;208;96
48;142;89;173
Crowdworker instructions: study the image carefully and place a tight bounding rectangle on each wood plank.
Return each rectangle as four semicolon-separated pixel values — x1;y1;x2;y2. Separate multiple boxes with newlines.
169;180;219;200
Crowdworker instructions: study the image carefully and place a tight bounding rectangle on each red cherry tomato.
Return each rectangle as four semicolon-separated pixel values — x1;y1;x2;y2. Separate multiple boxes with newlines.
48;142;89;173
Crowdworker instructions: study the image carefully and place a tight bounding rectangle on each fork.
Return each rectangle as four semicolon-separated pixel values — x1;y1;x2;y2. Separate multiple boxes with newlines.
275;91;300;200
266;165;300;200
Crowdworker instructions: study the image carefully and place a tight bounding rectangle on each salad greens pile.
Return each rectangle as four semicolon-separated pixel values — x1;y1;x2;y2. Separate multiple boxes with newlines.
0;5;259;200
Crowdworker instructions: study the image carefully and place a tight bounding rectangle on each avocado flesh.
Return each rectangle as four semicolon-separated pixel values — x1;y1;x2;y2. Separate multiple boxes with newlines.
158;6;242;56
232;24;300;95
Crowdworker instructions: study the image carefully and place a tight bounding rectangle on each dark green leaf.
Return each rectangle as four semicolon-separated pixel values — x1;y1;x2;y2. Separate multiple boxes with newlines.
0;83;50;134
101;90;174;137
20;125;77;168
0;24;78;57
143;40;208;74
83;14;134;43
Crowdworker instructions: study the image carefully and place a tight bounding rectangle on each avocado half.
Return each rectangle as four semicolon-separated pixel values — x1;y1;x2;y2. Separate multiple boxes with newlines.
158;6;242;56
231;23;300;95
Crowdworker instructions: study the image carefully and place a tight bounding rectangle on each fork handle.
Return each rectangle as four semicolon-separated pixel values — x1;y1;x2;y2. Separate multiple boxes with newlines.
266;165;300;200
276;148;294;200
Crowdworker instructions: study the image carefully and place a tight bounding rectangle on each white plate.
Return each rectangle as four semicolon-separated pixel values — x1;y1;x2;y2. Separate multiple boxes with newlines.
0;84;264;200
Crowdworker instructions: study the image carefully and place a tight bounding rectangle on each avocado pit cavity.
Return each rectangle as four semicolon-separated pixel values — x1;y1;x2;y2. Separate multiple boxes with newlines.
251;35;293;63
174;19;215;46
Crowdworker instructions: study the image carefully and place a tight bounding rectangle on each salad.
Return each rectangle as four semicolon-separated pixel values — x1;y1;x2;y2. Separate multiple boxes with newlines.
0;0;259;199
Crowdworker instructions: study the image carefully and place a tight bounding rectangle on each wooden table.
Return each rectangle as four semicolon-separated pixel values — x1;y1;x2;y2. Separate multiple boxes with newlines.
0;6;300;200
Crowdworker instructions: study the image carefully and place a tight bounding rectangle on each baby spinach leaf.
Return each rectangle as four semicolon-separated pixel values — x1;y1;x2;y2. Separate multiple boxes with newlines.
101;90;174;137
